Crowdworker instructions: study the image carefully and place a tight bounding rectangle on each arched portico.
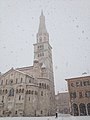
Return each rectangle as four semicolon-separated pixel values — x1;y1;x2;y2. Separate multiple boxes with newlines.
79;103;87;116
72;103;79;116
87;103;90;115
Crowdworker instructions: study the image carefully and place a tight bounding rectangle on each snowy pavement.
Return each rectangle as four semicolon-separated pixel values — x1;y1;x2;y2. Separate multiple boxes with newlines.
0;115;90;120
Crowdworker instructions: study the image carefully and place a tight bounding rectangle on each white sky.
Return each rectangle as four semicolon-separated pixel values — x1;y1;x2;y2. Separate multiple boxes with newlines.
0;0;90;93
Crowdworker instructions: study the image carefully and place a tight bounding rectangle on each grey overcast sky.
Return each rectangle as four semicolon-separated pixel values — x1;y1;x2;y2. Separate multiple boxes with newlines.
0;0;90;93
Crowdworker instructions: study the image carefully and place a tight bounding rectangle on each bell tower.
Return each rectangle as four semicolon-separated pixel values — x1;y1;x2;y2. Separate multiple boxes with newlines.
34;11;54;82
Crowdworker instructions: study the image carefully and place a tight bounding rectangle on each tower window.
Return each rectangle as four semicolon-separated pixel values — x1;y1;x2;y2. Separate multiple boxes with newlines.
29;97;30;101
35;91;38;95
41;110;43;114
22;88;24;93
1;80;3;85
16;78;18;83
39;37;42;42
29;90;31;94
21;78;23;83
41;91;43;96
19;95;21;100
15;111;17;114
6;79;8;85
29;79;31;83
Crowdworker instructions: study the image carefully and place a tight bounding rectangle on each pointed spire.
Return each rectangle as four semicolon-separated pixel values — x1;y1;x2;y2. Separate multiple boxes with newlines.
41;9;43;16
38;10;47;34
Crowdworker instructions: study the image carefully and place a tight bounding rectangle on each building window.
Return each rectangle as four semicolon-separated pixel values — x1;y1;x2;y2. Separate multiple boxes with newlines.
70;92;76;99
76;81;80;87
41;110;43;114
79;92;83;98
16;78;18;83
15;111;17;114
83;81;90;86
85;91;90;98
29;79;31;83
39;37;42;42
29;97;30;101
21;78;23;83
22;89;24;93
0;90;2;95
31;91;33;95
3;111;4;115
71;83;74;87
39;83;41;88
19;89;21;93
1;80;3;85
10;79;13;84
47;85;50;90
16;89;18;93
9;88;14;96
11;73;13;76
35;91;38;95
5;89;8;94
41;91;43;96
29;90;31;94
6;79;8;85
19;95;21;100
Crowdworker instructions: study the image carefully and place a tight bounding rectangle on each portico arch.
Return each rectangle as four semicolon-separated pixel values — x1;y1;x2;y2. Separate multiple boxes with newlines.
79;103;87;116
72;103;79;116
87;103;90;115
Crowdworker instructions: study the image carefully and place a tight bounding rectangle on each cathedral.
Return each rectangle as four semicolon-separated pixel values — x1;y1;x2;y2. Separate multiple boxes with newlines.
0;11;55;117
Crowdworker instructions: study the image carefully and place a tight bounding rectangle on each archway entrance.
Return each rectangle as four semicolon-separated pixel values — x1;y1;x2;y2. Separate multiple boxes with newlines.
79;103;87;116
73;103;79;116
87;103;90;115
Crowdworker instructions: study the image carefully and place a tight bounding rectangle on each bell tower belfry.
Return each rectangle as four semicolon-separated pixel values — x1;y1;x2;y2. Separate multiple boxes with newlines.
34;11;54;82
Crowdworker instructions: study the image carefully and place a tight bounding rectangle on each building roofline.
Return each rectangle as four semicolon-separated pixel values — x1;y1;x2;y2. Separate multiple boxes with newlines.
65;75;90;81
16;66;33;70
0;67;33;79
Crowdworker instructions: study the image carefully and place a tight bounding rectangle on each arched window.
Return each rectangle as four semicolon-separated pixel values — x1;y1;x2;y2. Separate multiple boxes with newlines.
79;103;87;116
0;89;2;95
41;91;43;96
72;103;79;116
22;88;24;93
35;91;38;95
19;89;21;93
29;79;31;83
26;90;28;94
9;88;14;96
39;83;41;88
87;103;90;115
29;90;31;94
21;78;23;83
16;89;18;93
5;89;8;94
1;80;3;85
41;110;43;114
45;84;46;89
19;95;21;100
15;111;17;114
31;91;33;95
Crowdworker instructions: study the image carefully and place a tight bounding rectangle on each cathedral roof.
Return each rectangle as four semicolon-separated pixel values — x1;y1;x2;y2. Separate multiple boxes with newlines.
16;66;33;71
0;67;33;78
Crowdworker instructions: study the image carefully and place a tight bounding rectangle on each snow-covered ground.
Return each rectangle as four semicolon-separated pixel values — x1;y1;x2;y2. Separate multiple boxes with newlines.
0;115;90;120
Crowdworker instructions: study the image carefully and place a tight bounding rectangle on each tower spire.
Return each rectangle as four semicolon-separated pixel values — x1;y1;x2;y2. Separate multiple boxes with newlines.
38;10;47;34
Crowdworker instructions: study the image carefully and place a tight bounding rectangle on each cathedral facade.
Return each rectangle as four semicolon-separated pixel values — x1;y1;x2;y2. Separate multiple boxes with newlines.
0;11;55;117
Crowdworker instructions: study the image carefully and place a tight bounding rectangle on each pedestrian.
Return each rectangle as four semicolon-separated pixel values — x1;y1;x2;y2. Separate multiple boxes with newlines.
55;112;58;118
